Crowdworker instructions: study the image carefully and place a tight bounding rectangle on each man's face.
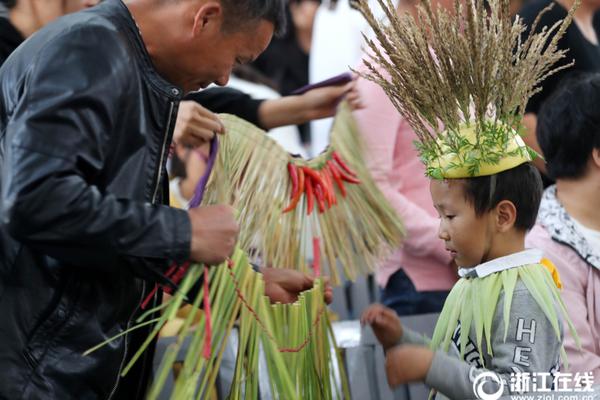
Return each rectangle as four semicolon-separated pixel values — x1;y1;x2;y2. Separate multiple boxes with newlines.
430;179;494;268
63;0;100;13
176;18;274;93
33;0;99;26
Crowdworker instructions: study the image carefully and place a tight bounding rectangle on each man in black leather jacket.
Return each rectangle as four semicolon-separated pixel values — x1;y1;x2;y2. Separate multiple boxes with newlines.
0;0;286;398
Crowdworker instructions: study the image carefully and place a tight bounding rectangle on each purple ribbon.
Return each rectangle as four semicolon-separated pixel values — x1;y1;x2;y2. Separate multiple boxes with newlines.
188;135;219;209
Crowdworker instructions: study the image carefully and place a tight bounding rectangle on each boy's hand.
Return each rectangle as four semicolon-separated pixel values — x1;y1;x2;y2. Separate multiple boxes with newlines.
385;345;434;387
360;304;403;350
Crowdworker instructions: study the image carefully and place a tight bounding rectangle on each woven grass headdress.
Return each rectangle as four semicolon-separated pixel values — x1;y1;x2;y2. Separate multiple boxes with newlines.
353;0;577;179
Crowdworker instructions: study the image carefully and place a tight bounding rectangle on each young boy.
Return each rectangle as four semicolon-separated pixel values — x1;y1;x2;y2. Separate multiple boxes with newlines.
353;0;578;397
362;163;567;398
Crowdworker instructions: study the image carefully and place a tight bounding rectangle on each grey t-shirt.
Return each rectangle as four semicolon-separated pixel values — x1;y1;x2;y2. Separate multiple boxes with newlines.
399;281;563;399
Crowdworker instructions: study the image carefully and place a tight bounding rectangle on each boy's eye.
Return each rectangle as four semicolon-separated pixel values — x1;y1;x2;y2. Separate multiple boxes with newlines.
445;215;455;220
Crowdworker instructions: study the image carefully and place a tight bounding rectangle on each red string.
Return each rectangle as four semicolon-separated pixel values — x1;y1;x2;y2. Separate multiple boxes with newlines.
225;259;326;353
202;265;212;359
312;237;321;278
141;262;178;309
140;261;190;310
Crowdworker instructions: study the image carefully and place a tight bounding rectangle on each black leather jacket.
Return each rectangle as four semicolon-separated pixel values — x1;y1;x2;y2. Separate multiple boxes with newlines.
0;1;191;398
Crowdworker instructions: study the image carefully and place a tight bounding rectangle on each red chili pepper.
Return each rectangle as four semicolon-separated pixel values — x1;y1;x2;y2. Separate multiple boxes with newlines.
327;160;347;197
283;167;304;213
314;183;326;214
287;162;298;200
333;151;358;177
305;176;314;215
320;167;333;208
302;166;325;189
323;166;337;206
339;170;361;184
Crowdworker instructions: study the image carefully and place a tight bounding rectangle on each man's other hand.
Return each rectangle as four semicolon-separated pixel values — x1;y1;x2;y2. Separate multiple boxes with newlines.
188;205;238;265
261;267;333;304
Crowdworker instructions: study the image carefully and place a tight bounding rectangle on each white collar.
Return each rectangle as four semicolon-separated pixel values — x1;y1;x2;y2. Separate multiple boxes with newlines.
458;249;543;279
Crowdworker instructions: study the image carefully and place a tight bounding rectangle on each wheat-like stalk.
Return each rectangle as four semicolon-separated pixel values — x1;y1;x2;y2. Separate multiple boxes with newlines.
353;0;578;177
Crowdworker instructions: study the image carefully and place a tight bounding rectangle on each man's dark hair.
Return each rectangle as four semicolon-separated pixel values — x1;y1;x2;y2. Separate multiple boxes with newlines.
221;0;287;37
1;0;16;9
461;162;543;231
537;73;600;180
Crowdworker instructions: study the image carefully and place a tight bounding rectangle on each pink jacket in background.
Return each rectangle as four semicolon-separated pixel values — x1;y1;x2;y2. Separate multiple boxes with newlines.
352;73;456;291
526;186;600;380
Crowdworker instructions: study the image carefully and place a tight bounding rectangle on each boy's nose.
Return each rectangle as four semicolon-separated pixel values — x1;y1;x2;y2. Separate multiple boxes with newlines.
437;224;450;241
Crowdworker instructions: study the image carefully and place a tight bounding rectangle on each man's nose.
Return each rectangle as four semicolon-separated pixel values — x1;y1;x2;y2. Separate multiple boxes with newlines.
215;74;230;87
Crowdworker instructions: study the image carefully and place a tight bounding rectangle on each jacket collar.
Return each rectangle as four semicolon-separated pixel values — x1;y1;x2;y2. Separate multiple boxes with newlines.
538;185;600;271
107;0;183;100
458;249;543;279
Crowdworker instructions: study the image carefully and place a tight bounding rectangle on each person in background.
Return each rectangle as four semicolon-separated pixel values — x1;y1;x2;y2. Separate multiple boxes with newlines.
0;0;99;66
251;0;321;143
517;0;600;174
526;73;600;381
352;0;456;317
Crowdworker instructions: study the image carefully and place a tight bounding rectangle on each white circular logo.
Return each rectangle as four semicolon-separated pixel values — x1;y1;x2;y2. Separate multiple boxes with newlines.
472;371;505;400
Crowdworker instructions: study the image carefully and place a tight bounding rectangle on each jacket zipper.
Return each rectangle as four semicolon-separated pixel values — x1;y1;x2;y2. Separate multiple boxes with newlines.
107;99;177;399
106;281;146;400
152;101;176;204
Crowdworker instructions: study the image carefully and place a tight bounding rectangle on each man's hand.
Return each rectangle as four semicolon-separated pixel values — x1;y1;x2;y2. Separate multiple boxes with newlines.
173;101;225;147
360;304;403;351
188;205;239;265
385;345;434;387
261;267;334;304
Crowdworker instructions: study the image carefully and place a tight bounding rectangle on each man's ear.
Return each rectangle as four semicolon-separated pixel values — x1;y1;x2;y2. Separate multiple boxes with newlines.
591;148;600;170
192;2;223;37
495;200;517;232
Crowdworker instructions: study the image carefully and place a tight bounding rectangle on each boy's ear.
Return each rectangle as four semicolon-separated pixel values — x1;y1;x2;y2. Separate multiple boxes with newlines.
494;200;517;232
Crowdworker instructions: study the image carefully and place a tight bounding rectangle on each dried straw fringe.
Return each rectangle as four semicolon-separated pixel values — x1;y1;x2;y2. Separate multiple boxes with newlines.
352;0;578;170
202;101;405;285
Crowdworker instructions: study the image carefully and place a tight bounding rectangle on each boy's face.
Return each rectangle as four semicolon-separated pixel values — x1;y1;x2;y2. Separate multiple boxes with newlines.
430;179;494;268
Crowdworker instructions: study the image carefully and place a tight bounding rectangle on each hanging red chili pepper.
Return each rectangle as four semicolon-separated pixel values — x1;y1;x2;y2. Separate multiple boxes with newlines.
302;166;325;189
327;160;347;197
333;151;358;177
283;167;304;213
339;170;361;184
322;166;337;206
305;176;314;215
287;162;298;200
314;183;326;214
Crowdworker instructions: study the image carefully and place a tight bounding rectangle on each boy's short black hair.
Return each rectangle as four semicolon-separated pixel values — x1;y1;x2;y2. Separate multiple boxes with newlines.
537;73;600;180
461;162;542;231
